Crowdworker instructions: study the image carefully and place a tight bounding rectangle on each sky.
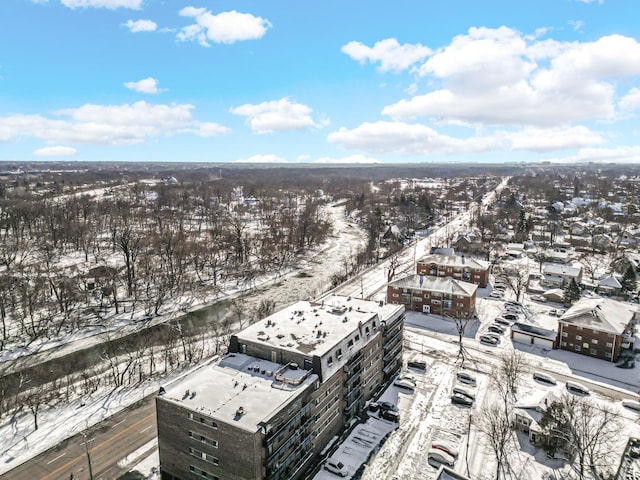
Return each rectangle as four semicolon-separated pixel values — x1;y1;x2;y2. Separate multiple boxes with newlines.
1;0;640;165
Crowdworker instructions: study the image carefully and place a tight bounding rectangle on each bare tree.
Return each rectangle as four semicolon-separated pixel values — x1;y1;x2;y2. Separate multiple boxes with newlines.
476;401;514;480
387;254;400;283
496;263;529;302
489;349;526;414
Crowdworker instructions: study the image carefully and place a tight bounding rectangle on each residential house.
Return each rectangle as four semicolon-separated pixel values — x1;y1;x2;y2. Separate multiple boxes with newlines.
597;274;622;296
541;263;583;287
387;274;477;318
557;296;638;362
416;253;490;287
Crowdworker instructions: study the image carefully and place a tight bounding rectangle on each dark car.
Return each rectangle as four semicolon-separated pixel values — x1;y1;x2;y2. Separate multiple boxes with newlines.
488;324;505;335
452;386;475;400
408;360;427;371
494;317;511;326
502;313;519;321
378;401;398;413
380;409;400;422
451;393;473;406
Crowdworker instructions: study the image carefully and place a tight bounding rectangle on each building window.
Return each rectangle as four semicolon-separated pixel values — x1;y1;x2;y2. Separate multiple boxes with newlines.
355;335;360;341
336;349;342;359
188;413;194;420
327;356;333;366
574;345;581;351
190;466;196;472
432;300;440;305
590;349;597;355
605;352;612;358
188;431;193;438
606;342;613;348
591;339;598;344
392;293;399;298
562;332;568;337
576;326;583;331
561;341;567;347
575;335;582;341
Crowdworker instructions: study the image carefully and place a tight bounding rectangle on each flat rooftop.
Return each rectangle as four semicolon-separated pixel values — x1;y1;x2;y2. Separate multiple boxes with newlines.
236;296;404;357
160;353;317;433
388;274;478;296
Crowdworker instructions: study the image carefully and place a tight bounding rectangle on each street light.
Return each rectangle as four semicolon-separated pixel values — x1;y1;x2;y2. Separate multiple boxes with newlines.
81;432;94;480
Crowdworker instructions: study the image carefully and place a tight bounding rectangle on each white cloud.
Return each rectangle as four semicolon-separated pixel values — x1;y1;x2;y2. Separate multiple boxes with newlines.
619;88;640;111
328;121;500;155
177;7;271;46
235;154;287;163
544;146;640;164
328;121;603;156
0;101;229;145
315;154;381;164
576;0;603;4
33;145;77;157
341;38;432;72
61;0;142;9
501;126;604;152
569;20;585;32
124;77;165;94
197;122;231;137
230;97;328;134
123;19;157;33
382;28;640;127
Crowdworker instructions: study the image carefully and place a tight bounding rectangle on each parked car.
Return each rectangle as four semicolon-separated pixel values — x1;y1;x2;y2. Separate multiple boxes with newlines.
556;309;566;316
504;305;523;313
452;392;474;406
453;386;475;400
367;402;379;412
549;308;558;316
324;458;349;477
431;441;459;458
533;371;557;386
394;377;416;391
377;401;397;412
489;291;503;299
480;334;500;345
428;448;456;467
531;294;547;302
494;317;511;326
456;371;477;386
566;381;590;395
408;359;427;371
380;409;400;422
505;300;523;307
488;324;506;334
502;313;519;322
622;399;640;413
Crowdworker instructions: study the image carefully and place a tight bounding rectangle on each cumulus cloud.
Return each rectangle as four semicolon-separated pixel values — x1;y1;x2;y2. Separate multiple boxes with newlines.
328;121;500;155
61;0;142;9
123;19;157;33
230;98;328;134
34;145;77;157
124;77;165;94
177;7;271;46
383;28;640;127
235;154;287;163
328;121;603;156
544;146;640;164
315;154;381;164
0;101;229;145
619;88;640;111
341;38;432;72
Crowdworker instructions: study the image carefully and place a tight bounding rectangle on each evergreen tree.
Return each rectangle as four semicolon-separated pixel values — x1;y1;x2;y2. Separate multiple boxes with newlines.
621;264;637;294
563;279;581;305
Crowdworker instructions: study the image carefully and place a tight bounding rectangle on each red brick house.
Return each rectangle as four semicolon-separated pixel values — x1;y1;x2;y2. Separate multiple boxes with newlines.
557;297;638;362
387;274;477;318
416;254;490;288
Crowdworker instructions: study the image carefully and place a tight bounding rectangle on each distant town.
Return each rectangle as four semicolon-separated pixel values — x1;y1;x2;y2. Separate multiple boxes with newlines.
1;161;640;480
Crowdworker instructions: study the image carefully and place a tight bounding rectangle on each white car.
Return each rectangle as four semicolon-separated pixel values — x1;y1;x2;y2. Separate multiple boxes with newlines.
428;448;456;467
394;377;416;391
324;458;348;477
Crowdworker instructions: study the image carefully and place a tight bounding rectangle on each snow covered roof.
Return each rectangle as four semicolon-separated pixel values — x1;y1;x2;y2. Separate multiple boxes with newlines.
235;297;404;358
388;274;478;297
160;353;317;433
559;297;635;335
598;274;622;289
417;253;489;270
542;263;582;277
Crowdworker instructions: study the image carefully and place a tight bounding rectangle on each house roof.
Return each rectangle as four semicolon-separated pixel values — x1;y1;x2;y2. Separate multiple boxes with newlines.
598;274;622;289
542;263;582;277
559;296;635;335
388;274;478;297
417;253;489;270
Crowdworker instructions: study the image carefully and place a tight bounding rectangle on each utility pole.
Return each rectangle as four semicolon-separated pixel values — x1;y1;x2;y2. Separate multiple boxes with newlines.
81;432;94;480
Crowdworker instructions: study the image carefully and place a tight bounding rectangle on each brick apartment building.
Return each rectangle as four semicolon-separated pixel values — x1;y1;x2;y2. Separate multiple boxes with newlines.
387;274;477;318
557;296;638;362
416;253;490;287
156;296;404;480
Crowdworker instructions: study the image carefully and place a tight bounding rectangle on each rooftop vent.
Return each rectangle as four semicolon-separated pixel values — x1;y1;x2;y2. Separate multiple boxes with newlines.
236;406;245;417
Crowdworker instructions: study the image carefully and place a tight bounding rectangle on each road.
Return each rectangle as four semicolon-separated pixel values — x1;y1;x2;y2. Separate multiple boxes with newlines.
1;396;157;480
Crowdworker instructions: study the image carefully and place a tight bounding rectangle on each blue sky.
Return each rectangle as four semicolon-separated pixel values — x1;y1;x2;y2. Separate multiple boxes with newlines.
1;0;640;164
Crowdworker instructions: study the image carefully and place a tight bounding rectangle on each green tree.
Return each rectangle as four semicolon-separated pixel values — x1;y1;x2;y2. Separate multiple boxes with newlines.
621;264;637;294
563;279;581;306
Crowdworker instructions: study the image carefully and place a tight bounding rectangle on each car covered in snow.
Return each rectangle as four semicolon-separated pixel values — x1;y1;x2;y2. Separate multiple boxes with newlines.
324;458;349;477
